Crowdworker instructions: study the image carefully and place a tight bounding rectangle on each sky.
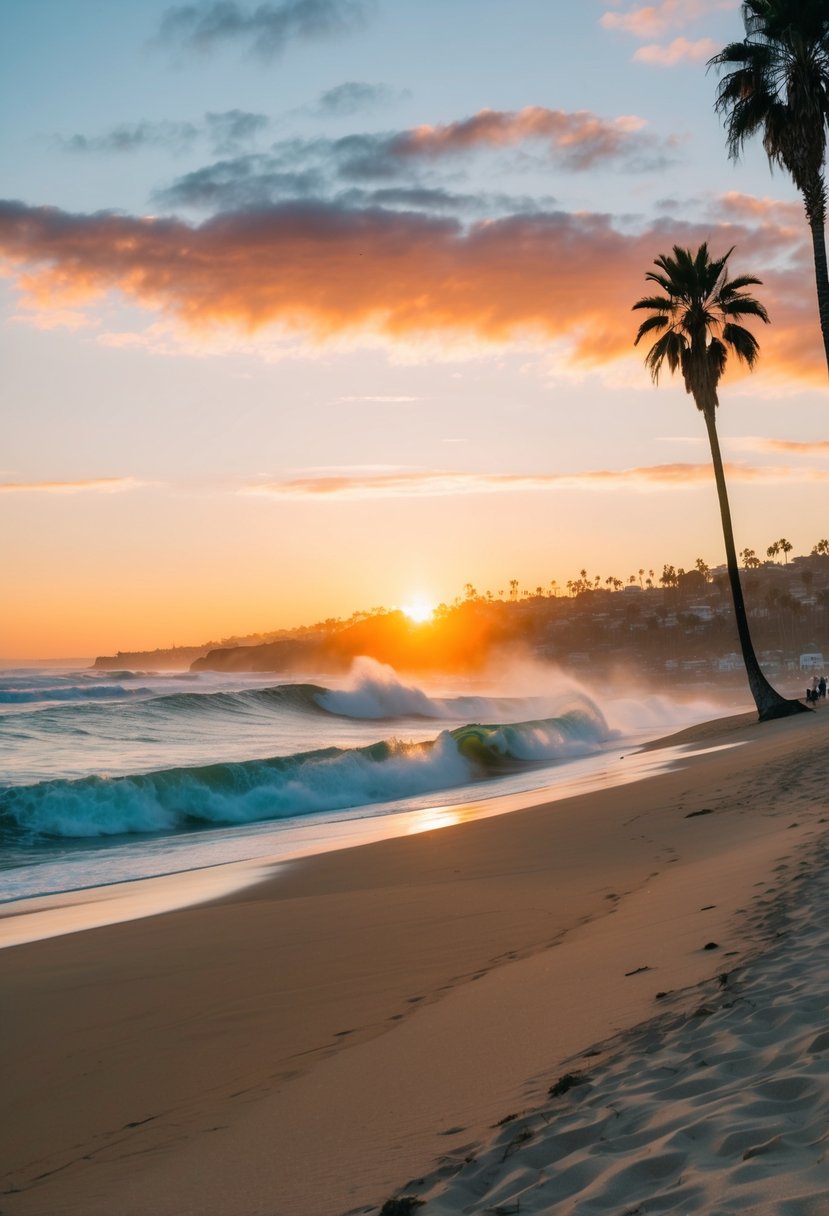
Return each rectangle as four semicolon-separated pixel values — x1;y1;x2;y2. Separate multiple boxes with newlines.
1;0;827;659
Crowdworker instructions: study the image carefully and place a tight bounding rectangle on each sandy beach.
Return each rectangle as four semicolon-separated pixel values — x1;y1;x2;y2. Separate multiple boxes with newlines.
2;707;829;1216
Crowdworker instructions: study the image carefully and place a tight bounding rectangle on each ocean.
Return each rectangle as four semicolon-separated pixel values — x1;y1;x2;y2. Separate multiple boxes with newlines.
0;657;742;905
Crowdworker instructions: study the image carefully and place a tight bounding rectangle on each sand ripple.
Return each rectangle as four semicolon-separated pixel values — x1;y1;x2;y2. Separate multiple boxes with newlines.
393;862;829;1215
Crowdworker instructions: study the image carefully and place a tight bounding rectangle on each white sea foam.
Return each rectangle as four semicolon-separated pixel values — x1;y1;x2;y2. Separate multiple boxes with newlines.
316;657;446;718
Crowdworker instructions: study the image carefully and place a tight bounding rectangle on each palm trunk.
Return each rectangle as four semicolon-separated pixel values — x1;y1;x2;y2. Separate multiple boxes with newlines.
702;409;809;721
804;180;829;378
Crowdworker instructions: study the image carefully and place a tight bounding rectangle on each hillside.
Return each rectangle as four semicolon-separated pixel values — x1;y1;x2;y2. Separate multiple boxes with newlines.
184;553;829;683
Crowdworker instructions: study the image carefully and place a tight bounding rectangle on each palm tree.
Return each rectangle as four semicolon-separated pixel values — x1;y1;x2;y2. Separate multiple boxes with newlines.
709;1;829;373
633;242;808;720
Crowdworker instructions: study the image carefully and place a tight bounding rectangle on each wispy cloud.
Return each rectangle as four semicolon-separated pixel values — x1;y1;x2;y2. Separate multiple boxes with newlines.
633;36;717;65
155;158;325;211
242;461;828;500
730;436;829;456
388;107;674;172
156;0;371;61
0;477;144;494
56;110;270;158
336;394;421;403
57;121;199;156
707;192;804;230
314;81;407;117
601;0;737;66
205;110;270;154
151;106;675;213
601;0;736;39
155;156;555;216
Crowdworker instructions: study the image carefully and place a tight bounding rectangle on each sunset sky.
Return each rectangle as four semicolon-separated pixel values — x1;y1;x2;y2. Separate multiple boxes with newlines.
2;0;827;659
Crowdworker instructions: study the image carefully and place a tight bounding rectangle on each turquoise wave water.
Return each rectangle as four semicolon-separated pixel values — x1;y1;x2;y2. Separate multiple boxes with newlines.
0;707;610;843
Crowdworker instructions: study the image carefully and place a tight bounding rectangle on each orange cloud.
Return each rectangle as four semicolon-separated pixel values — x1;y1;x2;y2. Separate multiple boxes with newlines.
741;437;829;455
710;192;804;230
0;197;821;381
633;36;717;65
244;462;827;499
0;477;143;493
601;0;736;40
394;108;660;170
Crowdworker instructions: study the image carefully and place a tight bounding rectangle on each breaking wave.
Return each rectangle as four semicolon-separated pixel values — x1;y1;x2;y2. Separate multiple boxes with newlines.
0;702;610;842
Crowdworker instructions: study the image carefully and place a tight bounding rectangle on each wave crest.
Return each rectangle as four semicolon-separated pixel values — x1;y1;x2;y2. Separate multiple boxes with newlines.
0;699;610;842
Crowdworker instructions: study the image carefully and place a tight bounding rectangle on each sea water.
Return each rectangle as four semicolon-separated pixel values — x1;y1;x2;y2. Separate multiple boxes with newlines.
0;657;742;903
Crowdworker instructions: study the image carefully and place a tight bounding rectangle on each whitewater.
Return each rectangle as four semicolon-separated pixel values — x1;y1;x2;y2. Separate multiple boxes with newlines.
0;657;745;904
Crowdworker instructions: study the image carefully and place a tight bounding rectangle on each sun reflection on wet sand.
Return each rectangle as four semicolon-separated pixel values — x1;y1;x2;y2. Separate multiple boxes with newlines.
406;805;463;835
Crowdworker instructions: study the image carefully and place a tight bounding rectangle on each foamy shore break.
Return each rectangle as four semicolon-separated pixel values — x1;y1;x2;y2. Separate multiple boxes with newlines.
2;710;829;1215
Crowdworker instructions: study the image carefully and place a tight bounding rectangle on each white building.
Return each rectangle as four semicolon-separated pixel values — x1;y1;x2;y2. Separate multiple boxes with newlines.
800;645;825;671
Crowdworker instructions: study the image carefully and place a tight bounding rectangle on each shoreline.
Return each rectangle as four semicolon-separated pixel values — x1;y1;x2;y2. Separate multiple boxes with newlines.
1;707;827;1215
0;700;755;930
0;730;701;944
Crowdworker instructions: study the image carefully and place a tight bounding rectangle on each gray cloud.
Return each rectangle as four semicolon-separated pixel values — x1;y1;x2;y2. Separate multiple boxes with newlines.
335;186;559;215
157;0;371;60
314;81;408;117
143;108;673;213
152;145;559;215
155;155;326;209
316;108;677;181
58;121;199;155
205;110;271;153
149;108;671;215
57;110;271;158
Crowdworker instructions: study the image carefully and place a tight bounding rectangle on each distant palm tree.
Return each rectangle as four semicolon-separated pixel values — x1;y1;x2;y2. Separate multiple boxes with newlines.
778;536;793;563
633;242;808;720
766;540;781;562
709;1;829;372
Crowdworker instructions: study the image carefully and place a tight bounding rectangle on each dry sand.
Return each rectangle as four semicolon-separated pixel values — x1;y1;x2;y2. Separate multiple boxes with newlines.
1;708;828;1215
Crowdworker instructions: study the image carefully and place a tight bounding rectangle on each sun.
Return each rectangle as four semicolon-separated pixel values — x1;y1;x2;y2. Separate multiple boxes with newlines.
401;599;435;624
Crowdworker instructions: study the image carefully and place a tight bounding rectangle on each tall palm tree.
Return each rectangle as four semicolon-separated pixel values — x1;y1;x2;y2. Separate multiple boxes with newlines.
708;0;829;373
633;242;808;721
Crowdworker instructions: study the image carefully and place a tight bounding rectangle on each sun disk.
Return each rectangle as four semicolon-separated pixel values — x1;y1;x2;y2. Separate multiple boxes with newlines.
401;600;435;624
